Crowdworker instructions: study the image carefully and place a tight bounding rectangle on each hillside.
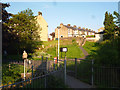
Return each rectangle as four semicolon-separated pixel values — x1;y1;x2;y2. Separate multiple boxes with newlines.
30;39;84;60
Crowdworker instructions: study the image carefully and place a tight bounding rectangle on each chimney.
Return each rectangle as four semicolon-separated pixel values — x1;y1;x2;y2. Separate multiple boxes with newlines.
73;25;76;28
38;12;42;16
86;28;88;30
78;27;81;29
60;23;63;27
67;24;71;26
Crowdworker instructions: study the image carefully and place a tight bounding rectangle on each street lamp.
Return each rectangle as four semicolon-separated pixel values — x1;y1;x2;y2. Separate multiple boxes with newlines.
57;26;61;67
22;50;27;81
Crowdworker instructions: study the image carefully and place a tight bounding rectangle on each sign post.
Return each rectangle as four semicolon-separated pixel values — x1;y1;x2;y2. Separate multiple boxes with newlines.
60;47;68;84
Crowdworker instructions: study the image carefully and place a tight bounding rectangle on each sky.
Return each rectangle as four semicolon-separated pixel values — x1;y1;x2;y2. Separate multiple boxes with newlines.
3;2;118;34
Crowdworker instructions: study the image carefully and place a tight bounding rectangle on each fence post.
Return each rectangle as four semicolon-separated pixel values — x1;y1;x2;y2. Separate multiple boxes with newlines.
54;58;55;70
57;57;58;70
45;75;46;88
32;65;33;79
75;58;77;78
42;56;43;63
9;64;11;71
46;57;48;73
64;53;67;85
91;59;94;87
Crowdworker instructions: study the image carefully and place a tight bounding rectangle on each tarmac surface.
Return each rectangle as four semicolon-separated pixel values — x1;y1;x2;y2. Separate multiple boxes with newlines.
66;75;93;88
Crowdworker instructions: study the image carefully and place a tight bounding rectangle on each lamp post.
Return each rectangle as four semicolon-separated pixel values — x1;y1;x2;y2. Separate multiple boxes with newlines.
57;26;61;67
22;50;27;81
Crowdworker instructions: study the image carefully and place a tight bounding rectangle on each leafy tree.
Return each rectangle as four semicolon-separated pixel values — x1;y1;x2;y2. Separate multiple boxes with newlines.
50;32;55;39
103;11;116;40
2;3;14;54
6;8;42;54
8;8;40;41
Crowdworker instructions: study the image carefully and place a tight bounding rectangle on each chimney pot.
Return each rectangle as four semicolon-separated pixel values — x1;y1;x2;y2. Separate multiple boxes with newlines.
38;12;42;16
67;24;71;26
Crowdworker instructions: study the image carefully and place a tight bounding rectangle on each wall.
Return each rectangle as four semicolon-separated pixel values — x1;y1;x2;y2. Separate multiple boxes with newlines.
95;34;103;42
55;25;68;38
36;15;48;41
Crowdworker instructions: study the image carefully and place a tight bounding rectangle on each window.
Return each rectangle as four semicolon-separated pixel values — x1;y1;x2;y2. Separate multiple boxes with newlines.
61;35;63;38
68;29;70;33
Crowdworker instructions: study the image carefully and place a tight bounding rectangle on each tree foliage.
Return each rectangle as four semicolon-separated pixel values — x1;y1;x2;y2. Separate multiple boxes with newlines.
50;32;55;38
7;8;40;41
103;11;116;40
2;5;42;54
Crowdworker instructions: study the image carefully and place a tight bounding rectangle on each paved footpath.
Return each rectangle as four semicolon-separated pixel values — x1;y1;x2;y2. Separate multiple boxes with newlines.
66;46;93;88
79;46;89;59
66;75;93;88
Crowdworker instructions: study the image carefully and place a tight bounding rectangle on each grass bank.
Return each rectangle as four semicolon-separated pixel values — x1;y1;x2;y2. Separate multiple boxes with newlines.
30;40;84;60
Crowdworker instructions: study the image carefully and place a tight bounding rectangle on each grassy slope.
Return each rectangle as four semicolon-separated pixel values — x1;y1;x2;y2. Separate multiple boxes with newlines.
83;41;99;54
47;44;84;59
38;40;84;59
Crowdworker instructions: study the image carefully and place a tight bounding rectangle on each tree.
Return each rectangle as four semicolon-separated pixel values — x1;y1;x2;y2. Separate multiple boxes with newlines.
103;11;116;40
113;11;120;37
50;32;55;39
6;8;41;54
2;3;14;54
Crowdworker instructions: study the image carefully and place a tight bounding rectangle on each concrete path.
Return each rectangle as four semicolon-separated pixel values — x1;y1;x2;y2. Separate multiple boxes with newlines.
79;46;89;60
66;75;92;88
65;46;92;88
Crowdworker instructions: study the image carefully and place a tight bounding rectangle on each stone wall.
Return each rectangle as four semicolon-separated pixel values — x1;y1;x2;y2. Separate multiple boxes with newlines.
60;37;85;46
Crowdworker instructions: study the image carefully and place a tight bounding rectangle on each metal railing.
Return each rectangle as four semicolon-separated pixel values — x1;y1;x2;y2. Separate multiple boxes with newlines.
1;68;64;89
66;58;120;88
1;56;67;89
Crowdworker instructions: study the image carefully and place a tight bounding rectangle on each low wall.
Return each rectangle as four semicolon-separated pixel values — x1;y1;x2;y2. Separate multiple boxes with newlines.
86;38;96;42
60;37;84;46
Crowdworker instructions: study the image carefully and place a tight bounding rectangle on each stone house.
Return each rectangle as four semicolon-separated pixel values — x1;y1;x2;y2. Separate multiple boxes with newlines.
55;23;96;39
35;12;48;41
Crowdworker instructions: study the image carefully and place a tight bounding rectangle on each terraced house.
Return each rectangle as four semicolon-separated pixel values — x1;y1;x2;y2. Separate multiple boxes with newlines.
55;23;95;39
35;12;48;41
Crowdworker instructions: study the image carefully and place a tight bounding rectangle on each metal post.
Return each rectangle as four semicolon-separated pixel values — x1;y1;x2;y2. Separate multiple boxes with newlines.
24;59;25;81
64;52;66;84
92;59;94;86
58;28;59;67
75;58;77;78
46;57;48;73
32;65;33;80
9;64;10;71
42;56;43;63
45;75;46;88
54;58;55;70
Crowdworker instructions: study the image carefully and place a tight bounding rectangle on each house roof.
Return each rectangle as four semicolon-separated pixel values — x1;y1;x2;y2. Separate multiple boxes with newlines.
60;24;96;33
95;31;105;34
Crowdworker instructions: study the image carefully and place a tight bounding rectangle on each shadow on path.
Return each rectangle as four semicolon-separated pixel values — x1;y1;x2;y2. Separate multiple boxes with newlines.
66;75;92;88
